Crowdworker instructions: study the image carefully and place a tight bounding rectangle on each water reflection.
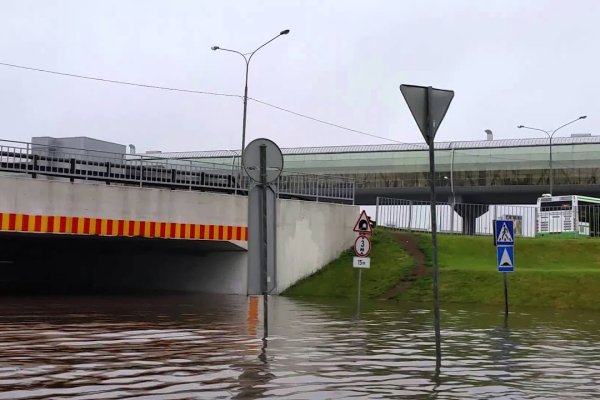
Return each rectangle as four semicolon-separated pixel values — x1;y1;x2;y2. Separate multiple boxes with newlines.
0;295;599;399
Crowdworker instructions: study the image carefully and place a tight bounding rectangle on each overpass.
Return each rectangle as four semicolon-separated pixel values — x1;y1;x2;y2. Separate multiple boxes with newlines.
0;175;356;295
152;136;600;205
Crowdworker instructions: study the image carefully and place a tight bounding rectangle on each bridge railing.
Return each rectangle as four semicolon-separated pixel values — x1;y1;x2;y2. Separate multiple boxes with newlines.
0;139;355;203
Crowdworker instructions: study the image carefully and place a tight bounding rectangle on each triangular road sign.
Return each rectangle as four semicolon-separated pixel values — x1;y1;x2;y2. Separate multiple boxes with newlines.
496;245;514;272
353;210;373;233
400;84;454;145
499;248;512;267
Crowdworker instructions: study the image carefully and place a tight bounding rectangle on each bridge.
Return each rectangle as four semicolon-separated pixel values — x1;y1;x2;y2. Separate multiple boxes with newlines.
151;136;600;205
0;138;357;295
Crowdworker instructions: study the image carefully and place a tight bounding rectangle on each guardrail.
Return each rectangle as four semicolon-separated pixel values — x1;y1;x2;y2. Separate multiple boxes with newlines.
0;139;355;204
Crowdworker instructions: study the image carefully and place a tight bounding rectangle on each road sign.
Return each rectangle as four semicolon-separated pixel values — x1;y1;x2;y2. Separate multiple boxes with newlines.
353;210;373;234
242;138;283;183
354;235;372;257
497;245;514;272
495;220;514;246
353;257;371;269
399;84;455;145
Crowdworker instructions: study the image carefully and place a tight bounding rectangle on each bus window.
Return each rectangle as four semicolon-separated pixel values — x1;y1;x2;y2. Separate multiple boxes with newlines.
540;201;572;212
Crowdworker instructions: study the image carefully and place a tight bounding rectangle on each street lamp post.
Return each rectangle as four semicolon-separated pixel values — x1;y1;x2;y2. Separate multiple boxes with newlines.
518;116;587;195
211;30;290;158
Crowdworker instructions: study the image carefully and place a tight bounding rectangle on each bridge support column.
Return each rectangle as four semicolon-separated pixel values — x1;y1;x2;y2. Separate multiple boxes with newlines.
453;203;489;235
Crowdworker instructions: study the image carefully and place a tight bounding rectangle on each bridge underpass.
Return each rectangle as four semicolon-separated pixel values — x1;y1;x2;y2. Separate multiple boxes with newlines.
0;232;246;294
0;174;356;295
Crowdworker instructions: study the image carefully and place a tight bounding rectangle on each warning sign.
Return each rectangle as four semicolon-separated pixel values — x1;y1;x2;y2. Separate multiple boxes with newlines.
353;211;373;234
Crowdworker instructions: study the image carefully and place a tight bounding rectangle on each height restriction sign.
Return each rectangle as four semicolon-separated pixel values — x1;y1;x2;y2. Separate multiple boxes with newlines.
354;235;371;257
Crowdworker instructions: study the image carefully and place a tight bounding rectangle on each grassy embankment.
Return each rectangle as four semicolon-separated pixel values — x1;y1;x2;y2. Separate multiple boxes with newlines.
283;229;600;310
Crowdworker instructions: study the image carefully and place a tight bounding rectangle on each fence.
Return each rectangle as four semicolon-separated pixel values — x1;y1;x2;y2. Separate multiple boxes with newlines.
0;139;355;204
375;197;538;237
376;197;600;238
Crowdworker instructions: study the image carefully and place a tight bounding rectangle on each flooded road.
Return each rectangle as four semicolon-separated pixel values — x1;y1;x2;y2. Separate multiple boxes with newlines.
0;295;599;399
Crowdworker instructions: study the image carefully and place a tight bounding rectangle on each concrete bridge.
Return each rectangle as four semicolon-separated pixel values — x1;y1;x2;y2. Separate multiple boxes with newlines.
0;176;356;294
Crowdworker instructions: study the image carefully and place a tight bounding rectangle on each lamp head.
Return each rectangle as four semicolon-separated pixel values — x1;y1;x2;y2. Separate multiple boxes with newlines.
517;125;524;128
280;29;290;35
580;115;588;119
211;46;220;51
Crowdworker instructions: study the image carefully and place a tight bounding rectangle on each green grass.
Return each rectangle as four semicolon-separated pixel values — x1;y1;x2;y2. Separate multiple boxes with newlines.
284;229;600;310
400;233;600;309
282;229;414;299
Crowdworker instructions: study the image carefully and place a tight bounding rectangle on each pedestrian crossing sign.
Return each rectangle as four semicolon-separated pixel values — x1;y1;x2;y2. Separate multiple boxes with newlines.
495;220;514;246
496;245;514;272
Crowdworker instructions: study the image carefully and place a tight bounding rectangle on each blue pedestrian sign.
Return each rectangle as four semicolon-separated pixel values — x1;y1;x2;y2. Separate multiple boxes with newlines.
495;220;514;246
496;245;514;272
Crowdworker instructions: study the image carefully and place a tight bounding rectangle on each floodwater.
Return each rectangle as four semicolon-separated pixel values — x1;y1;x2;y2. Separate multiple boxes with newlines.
0;295;599;399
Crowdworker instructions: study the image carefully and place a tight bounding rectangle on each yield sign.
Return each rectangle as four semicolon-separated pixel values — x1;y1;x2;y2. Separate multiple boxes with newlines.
399;84;454;145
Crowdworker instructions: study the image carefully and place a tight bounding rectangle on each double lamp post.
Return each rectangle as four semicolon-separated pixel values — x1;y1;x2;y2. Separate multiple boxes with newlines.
211;29;290;161
518;115;587;195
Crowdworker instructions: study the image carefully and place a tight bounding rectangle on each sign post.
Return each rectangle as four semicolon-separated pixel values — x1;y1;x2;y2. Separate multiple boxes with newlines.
242;138;284;339
400;84;454;373
494;220;515;319
353;210;373;317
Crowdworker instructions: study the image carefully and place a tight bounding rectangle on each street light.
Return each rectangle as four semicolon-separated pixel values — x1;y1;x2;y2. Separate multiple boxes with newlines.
517;115;587;195
211;29;290;158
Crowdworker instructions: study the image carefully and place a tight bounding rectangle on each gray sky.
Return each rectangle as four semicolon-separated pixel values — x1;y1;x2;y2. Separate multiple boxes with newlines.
0;0;598;153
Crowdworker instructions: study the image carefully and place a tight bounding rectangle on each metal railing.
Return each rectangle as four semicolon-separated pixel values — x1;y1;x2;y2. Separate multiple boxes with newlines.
0;139;355;203
376;197;600;238
375;197;538;237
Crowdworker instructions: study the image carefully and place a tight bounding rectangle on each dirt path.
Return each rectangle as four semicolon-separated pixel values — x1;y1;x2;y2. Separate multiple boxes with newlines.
380;232;429;300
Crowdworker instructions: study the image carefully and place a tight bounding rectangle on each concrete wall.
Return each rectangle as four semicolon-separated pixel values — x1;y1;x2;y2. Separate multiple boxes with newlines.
275;199;358;293
0;175;247;233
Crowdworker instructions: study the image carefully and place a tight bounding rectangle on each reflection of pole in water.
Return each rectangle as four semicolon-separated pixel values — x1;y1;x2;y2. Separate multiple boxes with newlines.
247;296;259;337
236;297;274;399
489;319;517;386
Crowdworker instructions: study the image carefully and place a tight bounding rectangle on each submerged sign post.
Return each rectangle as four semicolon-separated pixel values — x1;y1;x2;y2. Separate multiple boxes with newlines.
353;210;373;316
400;84;454;372
243;138;284;339
494;220;515;318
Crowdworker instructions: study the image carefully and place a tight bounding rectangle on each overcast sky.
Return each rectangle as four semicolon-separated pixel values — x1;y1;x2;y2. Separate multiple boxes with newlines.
0;0;598;153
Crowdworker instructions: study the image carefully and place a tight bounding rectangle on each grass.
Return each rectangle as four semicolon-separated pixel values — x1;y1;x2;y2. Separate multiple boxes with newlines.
284;229;600;310
399;233;600;309
282;229;414;299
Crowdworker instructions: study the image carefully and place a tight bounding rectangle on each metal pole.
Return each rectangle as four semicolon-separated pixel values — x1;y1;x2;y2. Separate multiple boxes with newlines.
427;86;442;372
450;141;456;206
408;200;413;232
548;134;553;195
356;268;362;318
375;197;380;225
503;272;509;317
260;144;268;338
241;62;250;160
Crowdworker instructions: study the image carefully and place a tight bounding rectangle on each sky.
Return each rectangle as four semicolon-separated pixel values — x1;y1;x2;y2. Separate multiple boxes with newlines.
0;0;598;153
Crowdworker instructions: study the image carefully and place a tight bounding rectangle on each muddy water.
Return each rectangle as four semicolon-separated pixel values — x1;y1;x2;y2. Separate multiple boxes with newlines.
0;295;599;399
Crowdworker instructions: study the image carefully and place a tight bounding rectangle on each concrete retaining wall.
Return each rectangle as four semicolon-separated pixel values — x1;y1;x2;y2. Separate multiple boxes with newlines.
276;199;358;293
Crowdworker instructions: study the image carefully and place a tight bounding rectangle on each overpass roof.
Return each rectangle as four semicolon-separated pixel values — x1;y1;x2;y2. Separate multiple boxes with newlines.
148;136;600;159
